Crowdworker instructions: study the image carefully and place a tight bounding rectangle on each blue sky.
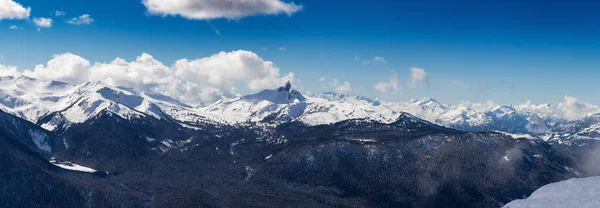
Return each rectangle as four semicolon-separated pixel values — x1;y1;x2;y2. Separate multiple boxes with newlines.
1;0;600;105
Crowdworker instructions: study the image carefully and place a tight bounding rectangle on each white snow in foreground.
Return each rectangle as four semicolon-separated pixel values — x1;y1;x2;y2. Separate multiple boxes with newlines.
504;176;600;208
50;159;97;173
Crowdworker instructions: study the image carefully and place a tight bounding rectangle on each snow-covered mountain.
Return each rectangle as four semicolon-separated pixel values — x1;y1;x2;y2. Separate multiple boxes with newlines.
1;75;596;208
1;75;600;144
203;81;401;125
0;76;219;131
386;98;600;144
0;108;62;153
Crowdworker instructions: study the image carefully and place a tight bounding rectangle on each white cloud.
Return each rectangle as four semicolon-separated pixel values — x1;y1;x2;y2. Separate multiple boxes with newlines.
409;67;430;88
8;25;21;30
32;17;53;28
0;0;30;20
23;53;90;84
279;47;286;51
173;50;294;91
374;73;400;93
516;96;599;121
66;14;94;25
88;53;173;90
362;56;386;65
563;96;597;120
334;81;352;94
142;0;302;20
0;63;20;77
54;10;66;17
20;50;294;105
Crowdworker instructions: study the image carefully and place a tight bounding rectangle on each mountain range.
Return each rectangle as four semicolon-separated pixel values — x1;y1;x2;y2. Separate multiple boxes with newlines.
1;76;598;145
1;75;599;207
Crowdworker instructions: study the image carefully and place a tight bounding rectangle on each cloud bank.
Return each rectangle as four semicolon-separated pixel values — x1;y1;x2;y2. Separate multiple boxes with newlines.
142;0;302;20
0;0;30;20
0;63;20;77
14;50;294;106
517;96;600;121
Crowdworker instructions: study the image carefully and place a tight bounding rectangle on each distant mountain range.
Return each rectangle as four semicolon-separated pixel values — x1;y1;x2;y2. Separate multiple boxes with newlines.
1;76;598;145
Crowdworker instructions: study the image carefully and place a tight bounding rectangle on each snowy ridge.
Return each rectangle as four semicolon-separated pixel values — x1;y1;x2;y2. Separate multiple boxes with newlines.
203;84;401;125
0;76;73;122
0;108;58;152
1;75;600;144
0;76;220;131
203;81;308;124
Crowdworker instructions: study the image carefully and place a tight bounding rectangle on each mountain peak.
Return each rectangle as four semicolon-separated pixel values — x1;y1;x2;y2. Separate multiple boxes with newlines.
278;80;293;93
241;81;305;104
409;97;447;110
313;92;381;106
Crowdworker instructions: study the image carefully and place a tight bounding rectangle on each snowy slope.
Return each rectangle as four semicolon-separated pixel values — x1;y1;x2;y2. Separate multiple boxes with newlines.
385;98;600;143
0;76;73;122
2;75;600;144
297;92;399;125
203;81;307;124
0;109;61;152
503;177;600;208
203;82;401;125
36;81;163;130
0;76;197;130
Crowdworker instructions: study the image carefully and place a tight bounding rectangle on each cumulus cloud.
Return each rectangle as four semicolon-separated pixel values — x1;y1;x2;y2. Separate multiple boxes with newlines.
334;81;352;94
23;53;91;84
279;47;286;51
66;14;94;25
374;73;400;93
409;67;430;88
173;50;294;91
516;96;599;121
0;63;20;77
19;50;294;105
563;96;598;120
142;0;302;20
0;0;30;20
88;53;172;90
32;17;52;28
